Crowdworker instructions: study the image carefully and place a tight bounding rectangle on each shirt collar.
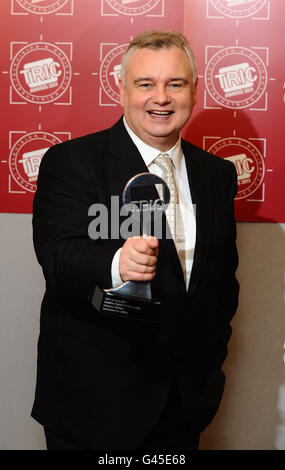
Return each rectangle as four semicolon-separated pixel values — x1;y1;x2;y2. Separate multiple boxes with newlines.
123;116;182;171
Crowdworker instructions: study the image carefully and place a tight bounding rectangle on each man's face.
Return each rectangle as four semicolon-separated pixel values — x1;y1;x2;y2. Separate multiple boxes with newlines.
119;46;198;151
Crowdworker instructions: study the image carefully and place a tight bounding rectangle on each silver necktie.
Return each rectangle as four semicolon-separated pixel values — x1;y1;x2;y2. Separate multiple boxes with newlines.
154;153;186;283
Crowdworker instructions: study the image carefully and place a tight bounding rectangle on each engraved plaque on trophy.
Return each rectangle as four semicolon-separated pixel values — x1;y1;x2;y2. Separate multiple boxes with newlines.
92;172;170;323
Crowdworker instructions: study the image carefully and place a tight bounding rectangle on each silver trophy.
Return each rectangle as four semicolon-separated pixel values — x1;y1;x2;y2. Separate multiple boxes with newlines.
92;173;170;323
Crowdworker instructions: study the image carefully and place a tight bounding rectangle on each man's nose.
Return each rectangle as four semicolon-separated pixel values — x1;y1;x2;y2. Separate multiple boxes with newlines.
152;85;171;105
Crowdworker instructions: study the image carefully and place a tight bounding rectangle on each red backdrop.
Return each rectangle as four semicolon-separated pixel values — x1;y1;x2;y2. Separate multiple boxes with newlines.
0;0;284;222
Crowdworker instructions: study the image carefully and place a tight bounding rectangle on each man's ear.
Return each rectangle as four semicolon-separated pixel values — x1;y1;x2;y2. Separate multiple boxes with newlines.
118;78;125;108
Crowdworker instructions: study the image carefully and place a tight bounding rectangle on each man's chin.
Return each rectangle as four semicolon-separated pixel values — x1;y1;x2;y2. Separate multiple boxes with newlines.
143;131;179;150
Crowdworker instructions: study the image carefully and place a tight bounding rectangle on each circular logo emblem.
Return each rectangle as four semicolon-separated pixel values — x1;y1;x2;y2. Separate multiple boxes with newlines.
9;132;61;192
205;46;267;109
106;0;160;16
100;44;128;104
210;0;267;18
208;137;265;200
10;42;72;104
16;0;69;15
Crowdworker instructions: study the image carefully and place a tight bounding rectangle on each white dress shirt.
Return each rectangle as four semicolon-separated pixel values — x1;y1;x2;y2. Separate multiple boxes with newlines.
111;117;196;290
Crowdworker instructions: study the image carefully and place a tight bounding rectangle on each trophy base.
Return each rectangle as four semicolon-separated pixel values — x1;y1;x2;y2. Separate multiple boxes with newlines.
92;286;161;324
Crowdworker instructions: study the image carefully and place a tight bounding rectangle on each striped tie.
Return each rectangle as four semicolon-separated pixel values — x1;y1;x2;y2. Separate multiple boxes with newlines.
154;153;186;284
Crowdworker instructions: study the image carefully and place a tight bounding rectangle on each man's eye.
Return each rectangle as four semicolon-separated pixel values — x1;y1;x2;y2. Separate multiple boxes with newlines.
169;83;182;88
140;83;151;88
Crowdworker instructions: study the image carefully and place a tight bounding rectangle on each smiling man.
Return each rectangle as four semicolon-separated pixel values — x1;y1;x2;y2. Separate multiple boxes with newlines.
119;45;197;151
32;31;239;450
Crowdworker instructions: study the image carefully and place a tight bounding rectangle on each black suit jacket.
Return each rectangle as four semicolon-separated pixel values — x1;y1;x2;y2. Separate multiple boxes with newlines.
31;117;239;449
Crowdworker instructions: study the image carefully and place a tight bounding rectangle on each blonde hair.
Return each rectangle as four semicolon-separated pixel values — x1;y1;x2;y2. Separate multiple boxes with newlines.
120;30;197;87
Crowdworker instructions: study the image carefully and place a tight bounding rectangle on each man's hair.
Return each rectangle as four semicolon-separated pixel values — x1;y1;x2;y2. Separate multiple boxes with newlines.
120;30;197;87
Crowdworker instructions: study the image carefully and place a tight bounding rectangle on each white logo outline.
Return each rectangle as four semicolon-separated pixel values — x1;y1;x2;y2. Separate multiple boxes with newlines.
105;0;160;16
209;0;267;18
205;46;268;109
15;0;70;15
208;137;265;199
10;41;72;104
9;131;62;192
99;43;128;104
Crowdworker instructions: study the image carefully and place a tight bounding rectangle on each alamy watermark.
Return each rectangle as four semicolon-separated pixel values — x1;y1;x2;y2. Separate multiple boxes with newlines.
87;196;196;240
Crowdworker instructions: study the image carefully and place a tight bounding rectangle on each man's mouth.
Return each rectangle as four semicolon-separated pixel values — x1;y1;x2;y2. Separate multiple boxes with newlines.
148;110;174;117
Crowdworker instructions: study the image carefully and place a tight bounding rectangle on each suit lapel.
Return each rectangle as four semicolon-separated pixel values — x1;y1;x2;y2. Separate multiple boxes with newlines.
106;117;149;197
182;140;213;297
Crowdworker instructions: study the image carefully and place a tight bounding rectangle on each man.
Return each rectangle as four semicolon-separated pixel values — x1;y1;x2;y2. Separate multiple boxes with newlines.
32;30;239;450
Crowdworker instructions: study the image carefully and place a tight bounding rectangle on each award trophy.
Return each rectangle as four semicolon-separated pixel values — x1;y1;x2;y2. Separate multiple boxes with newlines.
92;173;170;323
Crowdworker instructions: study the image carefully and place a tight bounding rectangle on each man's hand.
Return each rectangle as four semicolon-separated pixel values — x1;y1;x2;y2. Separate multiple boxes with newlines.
119;236;158;282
